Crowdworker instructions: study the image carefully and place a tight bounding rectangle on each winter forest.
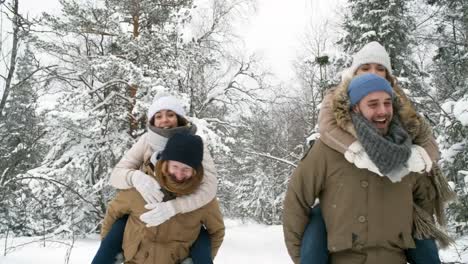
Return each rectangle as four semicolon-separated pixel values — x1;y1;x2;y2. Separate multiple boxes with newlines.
0;0;467;263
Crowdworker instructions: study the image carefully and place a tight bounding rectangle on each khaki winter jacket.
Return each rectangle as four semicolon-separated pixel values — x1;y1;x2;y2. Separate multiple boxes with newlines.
109;124;218;214
283;139;435;264
101;192;225;263
317;79;455;246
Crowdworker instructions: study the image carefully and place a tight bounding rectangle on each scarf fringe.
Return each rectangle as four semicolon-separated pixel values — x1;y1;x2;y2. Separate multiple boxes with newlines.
429;163;457;227
413;204;454;248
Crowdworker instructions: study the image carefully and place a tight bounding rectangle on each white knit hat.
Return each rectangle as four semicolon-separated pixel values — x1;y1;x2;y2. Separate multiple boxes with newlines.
348;41;392;75
147;93;186;121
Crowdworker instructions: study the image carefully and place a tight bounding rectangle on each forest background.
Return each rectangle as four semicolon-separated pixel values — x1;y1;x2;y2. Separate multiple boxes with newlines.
0;0;467;260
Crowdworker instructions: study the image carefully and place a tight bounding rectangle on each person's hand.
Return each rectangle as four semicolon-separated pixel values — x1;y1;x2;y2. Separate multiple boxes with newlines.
131;171;164;204
407;145;433;173
140;201;177;227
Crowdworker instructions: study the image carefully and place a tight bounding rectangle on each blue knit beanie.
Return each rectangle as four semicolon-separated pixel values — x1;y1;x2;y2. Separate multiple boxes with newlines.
348;73;393;107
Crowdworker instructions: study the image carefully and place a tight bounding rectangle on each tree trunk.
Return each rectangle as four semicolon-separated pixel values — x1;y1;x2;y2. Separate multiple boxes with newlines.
0;0;20;118
128;0;140;135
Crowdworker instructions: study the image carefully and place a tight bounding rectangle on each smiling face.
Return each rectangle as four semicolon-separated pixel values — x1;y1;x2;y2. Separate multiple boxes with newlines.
153;110;178;129
167;160;194;183
353;91;393;135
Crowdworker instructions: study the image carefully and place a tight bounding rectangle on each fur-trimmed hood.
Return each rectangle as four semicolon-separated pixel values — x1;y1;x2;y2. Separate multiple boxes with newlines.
331;76;431;144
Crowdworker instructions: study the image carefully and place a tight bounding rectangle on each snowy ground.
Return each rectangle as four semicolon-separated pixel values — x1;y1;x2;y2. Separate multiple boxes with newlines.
0;219;467;264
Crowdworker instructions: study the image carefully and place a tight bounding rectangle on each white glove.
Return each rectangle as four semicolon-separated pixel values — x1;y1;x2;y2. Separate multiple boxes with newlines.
140;201;177;227
406;145;433;173
131;171;164;204
344;141;383;176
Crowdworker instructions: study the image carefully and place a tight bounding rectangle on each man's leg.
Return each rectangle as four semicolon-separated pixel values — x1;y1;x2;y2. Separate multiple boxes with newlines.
405;238;441;264
300;205;329;264
190;226;213;264
92;215;129;264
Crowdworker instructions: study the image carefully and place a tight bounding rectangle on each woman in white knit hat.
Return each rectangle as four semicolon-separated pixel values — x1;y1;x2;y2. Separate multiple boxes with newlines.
92;93;218;264
298;41;454;264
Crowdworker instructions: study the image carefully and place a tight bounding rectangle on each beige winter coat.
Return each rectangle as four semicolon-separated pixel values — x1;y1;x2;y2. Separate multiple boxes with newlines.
109;124;218;214
102;192;224;264
102;162;225;264
283;139;435;264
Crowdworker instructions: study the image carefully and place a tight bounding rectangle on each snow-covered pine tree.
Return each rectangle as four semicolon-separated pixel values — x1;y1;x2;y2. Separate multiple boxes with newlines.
0;43;48;236
427;0;468;235
25;0;195;236
222;86;330;224
0;0;50;238
338;0;433;111
23;0;262;235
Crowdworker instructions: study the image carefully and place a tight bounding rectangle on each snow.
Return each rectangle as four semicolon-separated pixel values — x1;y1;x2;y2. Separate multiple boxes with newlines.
1;219;467;264
453;96;468;126
306;132;320;146
0;219;291;264
440;141;466;163
441;97;468;127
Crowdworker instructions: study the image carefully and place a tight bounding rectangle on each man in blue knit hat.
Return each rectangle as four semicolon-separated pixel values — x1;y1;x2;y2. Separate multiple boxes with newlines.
283;73;435;264
348;73;394;135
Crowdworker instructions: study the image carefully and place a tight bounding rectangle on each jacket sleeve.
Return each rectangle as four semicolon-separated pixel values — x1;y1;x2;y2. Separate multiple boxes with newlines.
109;135;147;189
202;198;225;259
170;144;218;214
282;142;326;264
101;191;133;239
412;174;437;217
318;91;356;154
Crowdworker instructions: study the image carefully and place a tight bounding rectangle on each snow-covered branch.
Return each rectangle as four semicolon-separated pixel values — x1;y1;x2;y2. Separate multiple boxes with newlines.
5;175;101;214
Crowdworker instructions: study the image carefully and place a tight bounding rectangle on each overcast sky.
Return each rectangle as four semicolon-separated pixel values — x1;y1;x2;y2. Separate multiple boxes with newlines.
16;0;345;81
244;0;345;80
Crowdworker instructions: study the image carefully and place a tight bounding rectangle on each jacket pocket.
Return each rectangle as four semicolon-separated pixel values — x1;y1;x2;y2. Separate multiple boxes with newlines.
327;232;353;253
124;237;144;261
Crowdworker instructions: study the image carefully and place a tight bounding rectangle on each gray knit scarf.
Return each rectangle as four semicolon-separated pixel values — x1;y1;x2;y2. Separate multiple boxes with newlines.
148;122;197;138
351;112;412;175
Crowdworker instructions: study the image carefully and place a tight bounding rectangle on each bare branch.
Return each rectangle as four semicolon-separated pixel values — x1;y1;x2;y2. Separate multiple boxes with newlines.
243;150;297;168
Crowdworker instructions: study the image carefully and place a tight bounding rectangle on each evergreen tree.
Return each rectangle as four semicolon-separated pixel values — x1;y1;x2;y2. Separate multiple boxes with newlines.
338;0;433;111
0;45;47;236
225;100;309;224
26;0;196;235
428;0;468;235
22;0;261;235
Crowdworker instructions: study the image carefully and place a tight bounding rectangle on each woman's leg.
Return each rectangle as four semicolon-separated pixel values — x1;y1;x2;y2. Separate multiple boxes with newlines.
190;226;213;264
300;205;329;264
92;215;129;264
405;238;441;264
